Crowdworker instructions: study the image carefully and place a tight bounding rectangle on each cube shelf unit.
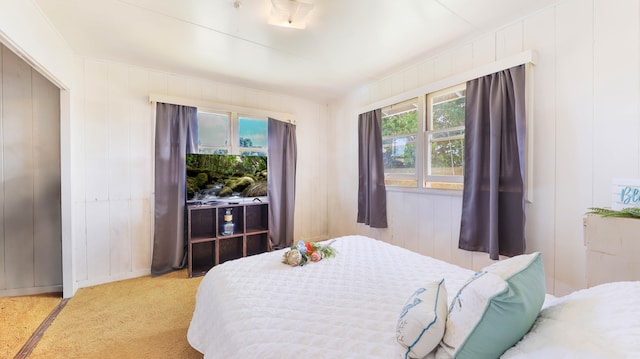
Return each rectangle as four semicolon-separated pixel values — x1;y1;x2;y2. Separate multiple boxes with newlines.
187;201;269;277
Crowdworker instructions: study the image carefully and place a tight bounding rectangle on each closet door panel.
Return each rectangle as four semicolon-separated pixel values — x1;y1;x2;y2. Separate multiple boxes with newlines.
0;45;4;290
0;43;62;295
2;46;35;290
32;70;62;287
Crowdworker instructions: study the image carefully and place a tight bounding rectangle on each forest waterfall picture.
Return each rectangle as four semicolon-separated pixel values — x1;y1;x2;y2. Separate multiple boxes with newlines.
186;154;268;202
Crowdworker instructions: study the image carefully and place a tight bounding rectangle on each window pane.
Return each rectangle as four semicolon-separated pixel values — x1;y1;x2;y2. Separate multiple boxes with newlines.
239;117;267;150
198;111;229;154
426;84;465;188
430;89;466;131
383;135;416;171
428;135;464;176
382;101;419;136
382;98;419;187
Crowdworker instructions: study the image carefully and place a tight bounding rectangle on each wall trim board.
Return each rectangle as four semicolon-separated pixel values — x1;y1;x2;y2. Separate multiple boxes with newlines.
359;50;536;113
149;93;296;124
0;30;68;90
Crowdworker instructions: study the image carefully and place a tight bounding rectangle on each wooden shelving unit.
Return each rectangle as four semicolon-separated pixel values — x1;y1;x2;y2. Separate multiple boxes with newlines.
187;201;269;277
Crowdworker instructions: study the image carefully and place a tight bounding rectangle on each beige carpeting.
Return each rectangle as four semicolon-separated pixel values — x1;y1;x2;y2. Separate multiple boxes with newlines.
26;270;204;359
0;292;62;358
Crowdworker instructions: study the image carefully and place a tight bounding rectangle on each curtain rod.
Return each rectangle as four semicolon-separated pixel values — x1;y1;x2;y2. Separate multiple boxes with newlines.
149;93;296;125
360;50;536;114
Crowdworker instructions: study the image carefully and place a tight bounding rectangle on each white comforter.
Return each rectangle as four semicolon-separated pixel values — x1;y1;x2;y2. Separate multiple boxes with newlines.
187;235;640;358
187;235;473;358
502;280;640;358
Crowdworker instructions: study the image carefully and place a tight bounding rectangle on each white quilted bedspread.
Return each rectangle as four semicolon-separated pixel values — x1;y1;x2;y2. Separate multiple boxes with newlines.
187;235;474;359
502;280;640;358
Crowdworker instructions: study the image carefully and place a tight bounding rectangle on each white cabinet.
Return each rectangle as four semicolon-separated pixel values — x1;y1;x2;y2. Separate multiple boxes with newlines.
583;214;640;287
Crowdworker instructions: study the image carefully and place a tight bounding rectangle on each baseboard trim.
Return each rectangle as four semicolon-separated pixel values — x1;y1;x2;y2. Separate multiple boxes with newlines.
76;269;151;289
0;285;63;298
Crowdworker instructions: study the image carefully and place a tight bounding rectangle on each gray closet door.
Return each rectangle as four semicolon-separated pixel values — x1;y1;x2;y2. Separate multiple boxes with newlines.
0;43;62;297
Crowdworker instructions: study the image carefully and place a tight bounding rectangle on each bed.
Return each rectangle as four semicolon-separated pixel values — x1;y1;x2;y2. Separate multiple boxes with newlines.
187;235;640;358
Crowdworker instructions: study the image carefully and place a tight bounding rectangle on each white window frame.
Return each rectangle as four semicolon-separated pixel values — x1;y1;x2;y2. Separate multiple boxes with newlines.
235;114;268;156
196;110;231;154
381;97;423;187
148;95;296;229
424;83;466;189
148;94;295;139
196;109;269;155
382;86;465;190
361;50;535;199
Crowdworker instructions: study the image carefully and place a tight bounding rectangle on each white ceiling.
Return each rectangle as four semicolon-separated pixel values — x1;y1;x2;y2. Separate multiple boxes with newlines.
35;0;560;101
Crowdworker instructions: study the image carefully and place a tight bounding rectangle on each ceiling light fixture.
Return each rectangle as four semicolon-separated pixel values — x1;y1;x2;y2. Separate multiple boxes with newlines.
268;0;315;29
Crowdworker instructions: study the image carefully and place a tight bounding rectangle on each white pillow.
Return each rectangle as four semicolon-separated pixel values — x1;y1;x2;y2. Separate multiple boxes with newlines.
439;252;545;359
397;279;448;358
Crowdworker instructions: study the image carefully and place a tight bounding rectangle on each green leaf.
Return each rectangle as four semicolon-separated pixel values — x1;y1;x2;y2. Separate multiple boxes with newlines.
586;207;640;219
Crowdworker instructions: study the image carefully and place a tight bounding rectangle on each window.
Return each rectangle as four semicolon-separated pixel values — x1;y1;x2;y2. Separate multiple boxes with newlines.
425;84;465;189
196;110;268;156
197;111;230;154
382;98;420;187
382;83;466;190
238;116;268;156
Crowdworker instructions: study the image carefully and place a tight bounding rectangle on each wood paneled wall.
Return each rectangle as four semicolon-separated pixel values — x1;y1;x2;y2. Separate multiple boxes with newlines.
62;0;640;295
71;59;329;288
328;0;640;296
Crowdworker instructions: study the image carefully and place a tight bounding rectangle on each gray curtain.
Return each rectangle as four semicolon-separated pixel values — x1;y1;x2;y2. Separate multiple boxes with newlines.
267;118;297;250
357;109;388;228
459;65;526;260
152;102;198;276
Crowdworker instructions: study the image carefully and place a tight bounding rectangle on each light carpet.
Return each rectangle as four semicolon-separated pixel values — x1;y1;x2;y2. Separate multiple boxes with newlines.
30;270;204;359
0;292;61;358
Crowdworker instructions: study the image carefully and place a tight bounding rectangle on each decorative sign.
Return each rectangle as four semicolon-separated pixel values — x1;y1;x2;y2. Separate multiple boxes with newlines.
612;178;640;210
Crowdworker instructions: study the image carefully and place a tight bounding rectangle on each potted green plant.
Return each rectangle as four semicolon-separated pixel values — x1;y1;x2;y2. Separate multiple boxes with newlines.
586;207;640;218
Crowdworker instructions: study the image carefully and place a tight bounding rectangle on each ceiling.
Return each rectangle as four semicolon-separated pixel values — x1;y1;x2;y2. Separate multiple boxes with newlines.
35;0;560;101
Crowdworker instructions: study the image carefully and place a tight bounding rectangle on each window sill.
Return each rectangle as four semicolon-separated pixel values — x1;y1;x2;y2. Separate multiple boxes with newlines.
385;185;463;197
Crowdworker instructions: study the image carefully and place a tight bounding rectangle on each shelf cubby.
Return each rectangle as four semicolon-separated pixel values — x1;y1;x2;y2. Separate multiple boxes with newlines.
187;201;269;277
246;233;270;257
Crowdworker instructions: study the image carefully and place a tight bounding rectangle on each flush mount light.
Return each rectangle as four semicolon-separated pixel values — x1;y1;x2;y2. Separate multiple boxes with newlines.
268;0;315;29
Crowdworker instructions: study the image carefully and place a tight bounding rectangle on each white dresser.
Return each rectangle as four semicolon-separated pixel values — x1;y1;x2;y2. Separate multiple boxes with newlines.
583;214;640;287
